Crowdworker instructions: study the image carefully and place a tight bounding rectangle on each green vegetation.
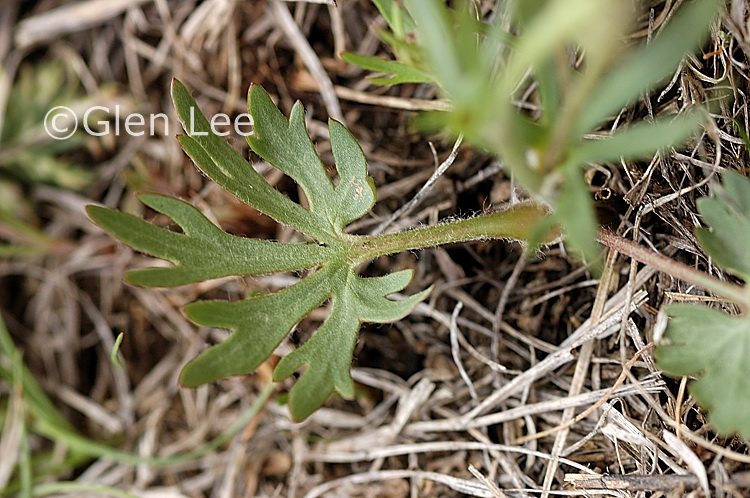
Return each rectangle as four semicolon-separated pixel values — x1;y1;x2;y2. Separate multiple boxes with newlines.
656;171;750;437
89;80;552;421
86;0;750;439
0;313;274;495
0;60;98;257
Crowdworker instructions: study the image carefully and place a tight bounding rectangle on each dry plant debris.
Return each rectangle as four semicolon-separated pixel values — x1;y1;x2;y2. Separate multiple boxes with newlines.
1;1;750;497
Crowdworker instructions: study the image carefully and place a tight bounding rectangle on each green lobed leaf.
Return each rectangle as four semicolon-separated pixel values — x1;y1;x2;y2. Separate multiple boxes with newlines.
90;78;550;420
93;79;433;419
172;80;328;240
183;263;430;422
657;304;750;437
327;119;378;229
87;194;330;287
246;84;376;238
273;268;430;420
694;170;750;280
180;267;333;386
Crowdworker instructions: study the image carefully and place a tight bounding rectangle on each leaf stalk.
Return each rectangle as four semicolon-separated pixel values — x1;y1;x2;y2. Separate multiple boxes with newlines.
351;201;554;263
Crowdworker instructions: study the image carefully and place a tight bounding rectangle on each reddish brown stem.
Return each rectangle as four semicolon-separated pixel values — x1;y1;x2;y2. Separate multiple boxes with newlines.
597;229;748;308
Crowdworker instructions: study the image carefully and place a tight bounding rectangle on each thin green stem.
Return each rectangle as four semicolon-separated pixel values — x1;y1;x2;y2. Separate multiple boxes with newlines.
33;381;276;468
31;483;138;498
351;201;553;263
110;332;125;369
0;319;73;431
598;229;748;308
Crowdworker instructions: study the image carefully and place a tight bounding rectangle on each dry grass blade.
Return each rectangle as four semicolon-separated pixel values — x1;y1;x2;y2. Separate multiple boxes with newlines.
463;290;647;423
469;464;507;497
662;430;710;497
371;134;463;235
302;469;501;498
334;85;452;111
564;473;703;492
14;0;152;48
269;0;342;120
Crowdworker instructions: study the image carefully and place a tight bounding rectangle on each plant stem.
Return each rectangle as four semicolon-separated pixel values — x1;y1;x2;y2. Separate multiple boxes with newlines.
352;201;554;262
34;381;276;468
597;229;748;308
354;205;747;308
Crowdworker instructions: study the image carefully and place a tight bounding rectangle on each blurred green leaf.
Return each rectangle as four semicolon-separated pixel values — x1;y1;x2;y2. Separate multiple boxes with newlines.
0;60;94;190
497;0;607;97
402;0;464;94
570;110;705;166
385;0;717;264
340;52;433;85
372;0;416;38
573;0;719;137
552;166;600;265
0;314;73;432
